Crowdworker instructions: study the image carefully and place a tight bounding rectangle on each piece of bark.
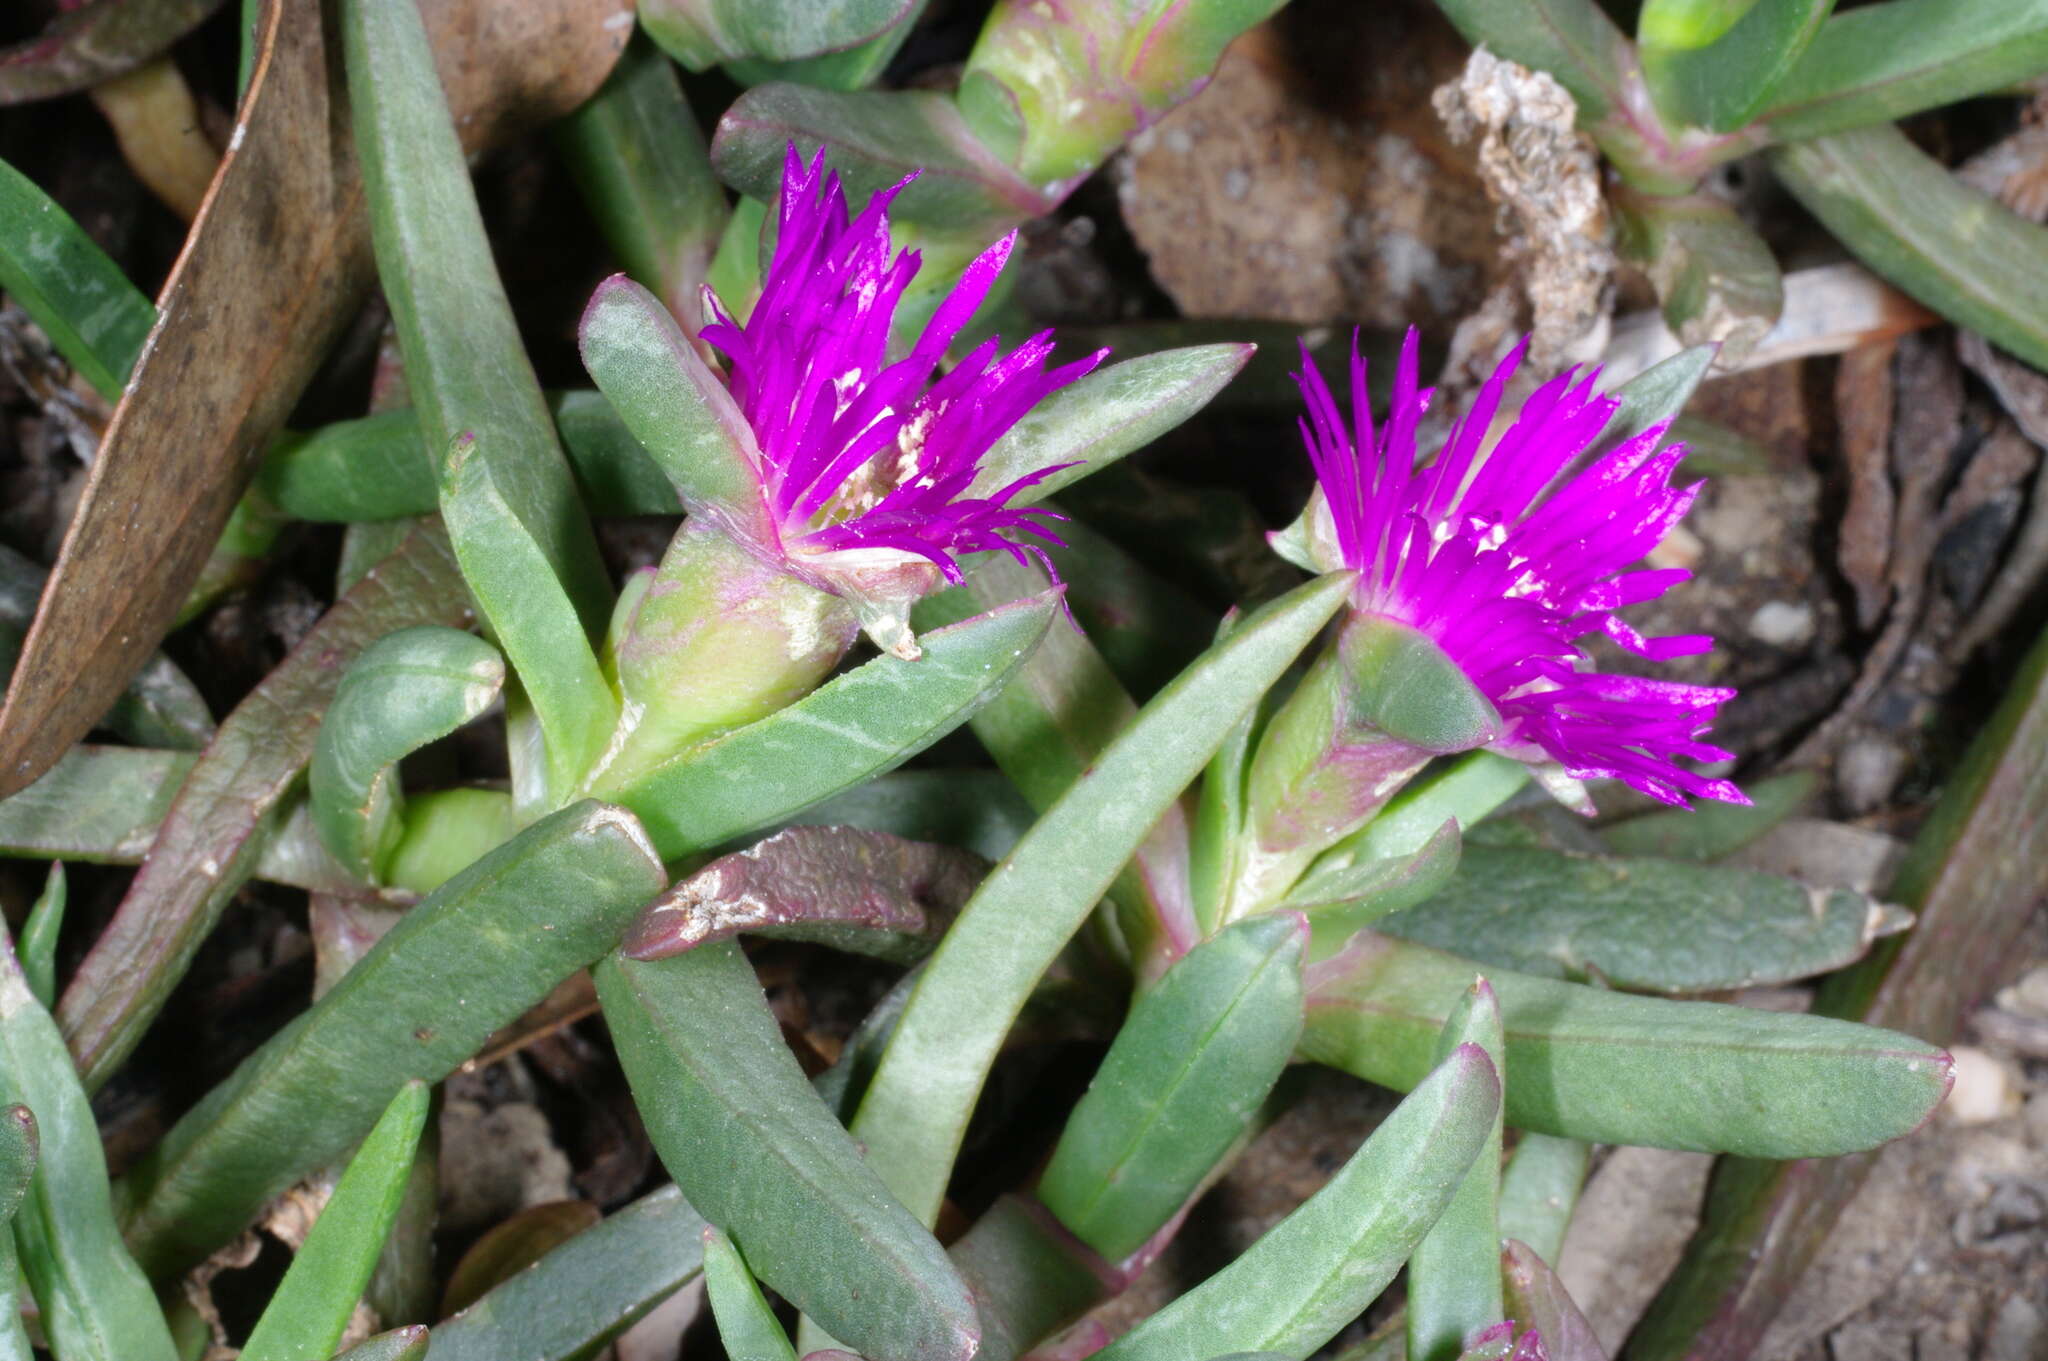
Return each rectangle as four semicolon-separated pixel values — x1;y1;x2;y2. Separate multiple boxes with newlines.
0;0;632;799
1834;339;1898;629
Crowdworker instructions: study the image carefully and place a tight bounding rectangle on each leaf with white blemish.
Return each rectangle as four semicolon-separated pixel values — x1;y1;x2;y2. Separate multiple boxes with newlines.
622;824;986;963
1374;844;1910;993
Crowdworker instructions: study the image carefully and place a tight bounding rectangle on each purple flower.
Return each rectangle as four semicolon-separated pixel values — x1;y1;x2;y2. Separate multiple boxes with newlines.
1284;330;1746;809
697;146;1104;628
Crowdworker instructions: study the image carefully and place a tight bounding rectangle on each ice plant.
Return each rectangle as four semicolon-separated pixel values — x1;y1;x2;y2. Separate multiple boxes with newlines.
1235;331;1744;914
697;145;1104;627
577;145;1105;792
1284;329;1745;808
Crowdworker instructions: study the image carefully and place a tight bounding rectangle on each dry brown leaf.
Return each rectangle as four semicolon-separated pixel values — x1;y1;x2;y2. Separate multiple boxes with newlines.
88;57;220;221
0;0;631;799
1834;339;1898;630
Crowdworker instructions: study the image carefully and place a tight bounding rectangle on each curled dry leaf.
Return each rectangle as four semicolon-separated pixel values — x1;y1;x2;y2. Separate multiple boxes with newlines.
1433;48;1615;376
88;58;220;221
0;0;633;800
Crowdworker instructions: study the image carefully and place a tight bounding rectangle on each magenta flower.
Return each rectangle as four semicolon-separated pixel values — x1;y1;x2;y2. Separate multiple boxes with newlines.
694;146;1105;640
1282;331;1746;809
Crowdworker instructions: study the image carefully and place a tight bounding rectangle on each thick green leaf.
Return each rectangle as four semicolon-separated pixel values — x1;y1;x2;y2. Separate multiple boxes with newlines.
598;942;978;1361
0;926;175;1361
439;433;619;808
1089;1046;1501;1361
722;0;929;90
578;275;765;536
426;980;970;1361
0;746;192;864
1643;0;1835;132
970;344;1254;504
311;627;504;882
1760;0;2048;142
946;1195;1112;1361
916;556;1199;968
851;572;1352;1226
334;1328;429;1361
120;801;667;1279
958;0;1286;185
0;543;213;752
1602;345;1717;452
1188;625;1262;938
553;390;683;515
1407;981;1506;1361
1771;125;2048;371
701;1227;799;1361
1038;913;1306;1261
1381;844;1903;992
1286;821;1463;965
0;156;154;402
640;0;914;68
55;523;472;1092
557;37;729;323
259;394;678;523
1597;768;1813;860
1301;931;1951;1156
714;83;1050;235
240;1081;431;1361
343;0;616;801
1496;1133;1589;1267
20;862;64;1009
257;412;435;522
425;1185;706;1361
0;1107;33;1361
616;591;1059;859
0;1105;33;1228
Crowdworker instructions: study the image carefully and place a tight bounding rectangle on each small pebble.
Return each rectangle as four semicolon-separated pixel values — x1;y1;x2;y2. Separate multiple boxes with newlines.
1983;1292;2046;1361
1942;1046;2019;1125
1995;963;2048;1020
1747;599;1815;647
2024;1088;2048;1141
1837;734;1908;814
